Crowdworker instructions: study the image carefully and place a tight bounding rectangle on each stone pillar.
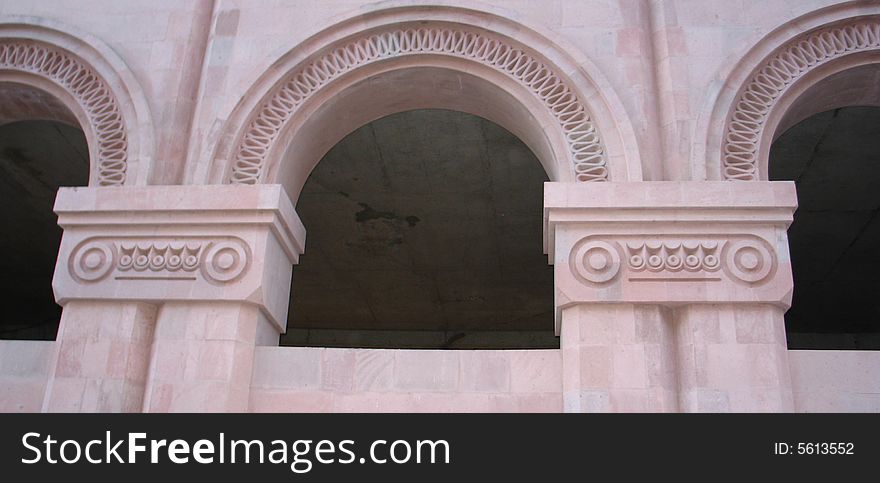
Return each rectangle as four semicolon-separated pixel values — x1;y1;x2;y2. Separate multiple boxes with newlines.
42;301;156;412
675;304;793;412
142;302;279;412
546;181;797;413
560;304;678;412
46;185;305;412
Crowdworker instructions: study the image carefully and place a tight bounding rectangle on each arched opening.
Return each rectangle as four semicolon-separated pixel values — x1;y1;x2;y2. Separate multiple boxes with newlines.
214;13;640;349
708;17;880;181
282;109;555;349
0;83;89;340
209;12;648;190
263;63;576;198
770;100;880;349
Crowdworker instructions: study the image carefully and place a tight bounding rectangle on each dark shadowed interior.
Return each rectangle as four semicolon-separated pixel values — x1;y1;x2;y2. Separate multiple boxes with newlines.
283;109;556;349
770;106;880;350
0;119;89;340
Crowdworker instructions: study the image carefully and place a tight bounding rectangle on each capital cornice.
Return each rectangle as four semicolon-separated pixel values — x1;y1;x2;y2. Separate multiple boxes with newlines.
52;185;305;331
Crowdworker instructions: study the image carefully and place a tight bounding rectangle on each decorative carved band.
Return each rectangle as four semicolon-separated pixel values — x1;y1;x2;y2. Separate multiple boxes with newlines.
0;40;128;185
626;241;720;273
570;239;621;284
229;25;607;184
723;20;880;180
117;242;202;273
69;237;251;285
569;235;777;285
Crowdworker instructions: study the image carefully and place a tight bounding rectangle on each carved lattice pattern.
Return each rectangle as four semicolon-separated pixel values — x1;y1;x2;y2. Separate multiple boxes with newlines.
230;26;607;184
723;20;880;180
0;40;128;185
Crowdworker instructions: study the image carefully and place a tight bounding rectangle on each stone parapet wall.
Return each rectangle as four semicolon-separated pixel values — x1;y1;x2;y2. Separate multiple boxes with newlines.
5;342;880;412
0;340;53;412
249;347;562;412
789;350;880;412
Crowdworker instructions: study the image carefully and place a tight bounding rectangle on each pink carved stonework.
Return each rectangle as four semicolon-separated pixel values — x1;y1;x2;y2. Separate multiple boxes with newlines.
722;20;880;180
0;1;878;413
0;40;128;185
229;24;607;184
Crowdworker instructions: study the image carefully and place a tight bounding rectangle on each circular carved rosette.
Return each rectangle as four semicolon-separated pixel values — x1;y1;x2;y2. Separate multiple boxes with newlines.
69;239;115;283
570;239;621;284
722;238;776;284
200;240;251;284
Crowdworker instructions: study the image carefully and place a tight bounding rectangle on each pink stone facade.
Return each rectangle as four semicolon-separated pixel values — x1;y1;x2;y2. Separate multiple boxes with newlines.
1;0;879;412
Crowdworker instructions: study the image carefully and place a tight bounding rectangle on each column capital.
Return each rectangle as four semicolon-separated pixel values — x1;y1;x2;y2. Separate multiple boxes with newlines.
544;181;798;331
52;184;305;331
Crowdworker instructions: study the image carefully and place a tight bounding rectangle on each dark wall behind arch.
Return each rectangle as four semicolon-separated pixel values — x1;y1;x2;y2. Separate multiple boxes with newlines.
770;106;880;350
283;109;556;349
0;120;88;340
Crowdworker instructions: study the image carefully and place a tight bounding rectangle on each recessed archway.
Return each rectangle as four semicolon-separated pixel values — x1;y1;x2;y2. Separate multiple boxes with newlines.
698;7;880;181
0;19;155;186
284;109;555;349
0;19;155;338
272;64;572;200
200;7;643;350
725;19;880;180
698;9;880;349
0;19;155;336
203;6;644;189
747;27;880;350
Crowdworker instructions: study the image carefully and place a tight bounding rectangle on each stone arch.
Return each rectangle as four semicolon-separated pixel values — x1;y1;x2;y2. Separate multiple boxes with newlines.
723;19;880;180
208;4;641;196
698;4;880;181
0;18;154;185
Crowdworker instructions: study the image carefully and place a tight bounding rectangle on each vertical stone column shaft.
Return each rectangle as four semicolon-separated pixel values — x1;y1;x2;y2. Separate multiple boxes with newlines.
675;304;793;412
42;301;156;412
142;302;279;412
561;304;678;412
